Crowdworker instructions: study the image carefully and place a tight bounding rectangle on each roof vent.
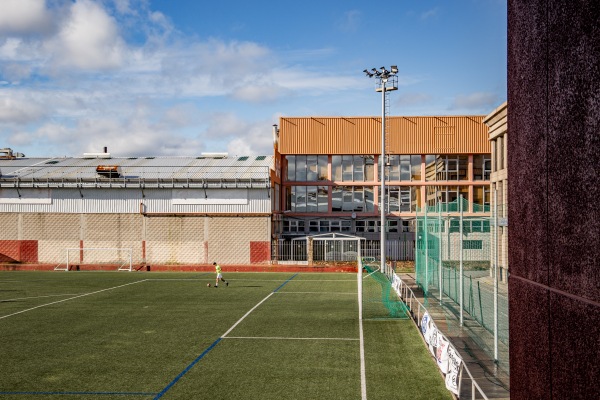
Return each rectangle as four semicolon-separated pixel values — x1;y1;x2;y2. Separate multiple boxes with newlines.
200;152;228;159
0;148;25;159
83;152;111;159
96;165;120;178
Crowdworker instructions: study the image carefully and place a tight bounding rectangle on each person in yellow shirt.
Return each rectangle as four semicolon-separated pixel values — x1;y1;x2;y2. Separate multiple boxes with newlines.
213;262;228;288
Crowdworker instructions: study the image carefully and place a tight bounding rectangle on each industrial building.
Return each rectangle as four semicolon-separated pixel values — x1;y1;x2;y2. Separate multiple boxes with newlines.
0;150;274;267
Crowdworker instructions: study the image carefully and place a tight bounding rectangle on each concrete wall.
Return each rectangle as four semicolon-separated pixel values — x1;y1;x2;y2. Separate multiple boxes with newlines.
0;213;271;266
508;1;600;398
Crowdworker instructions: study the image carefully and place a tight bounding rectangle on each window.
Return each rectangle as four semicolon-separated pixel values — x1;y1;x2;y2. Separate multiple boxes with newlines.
309;220;352;233
463;240;483;250
473;154;492;180
332;186;374;212
411;155;421;181
283;219;305;233
473;186;491;212
286;155;327;182
288;186;329;212
385;186;418;212
378;155;414;181
355;219;405;233
432;155;469;181
426;186;469;210
332;155;373;182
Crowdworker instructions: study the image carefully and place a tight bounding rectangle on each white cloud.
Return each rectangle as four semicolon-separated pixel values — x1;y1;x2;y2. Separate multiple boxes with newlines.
0;0;54;35
0;95;46;123
227;123;273;156
45;0;126;71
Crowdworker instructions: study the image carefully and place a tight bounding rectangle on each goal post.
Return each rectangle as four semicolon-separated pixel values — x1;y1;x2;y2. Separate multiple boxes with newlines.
55;248;134;272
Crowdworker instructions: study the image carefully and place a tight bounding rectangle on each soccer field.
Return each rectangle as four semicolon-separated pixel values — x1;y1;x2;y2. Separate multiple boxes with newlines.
0;271;451;400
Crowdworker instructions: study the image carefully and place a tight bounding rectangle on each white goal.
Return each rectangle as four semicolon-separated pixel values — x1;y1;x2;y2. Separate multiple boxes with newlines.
54;248;133;272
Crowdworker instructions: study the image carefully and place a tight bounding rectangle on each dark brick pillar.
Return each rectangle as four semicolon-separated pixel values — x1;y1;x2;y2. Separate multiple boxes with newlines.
508;1;600;399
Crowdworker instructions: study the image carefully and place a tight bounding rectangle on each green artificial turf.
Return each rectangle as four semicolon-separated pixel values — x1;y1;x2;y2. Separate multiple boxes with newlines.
0;271;450;400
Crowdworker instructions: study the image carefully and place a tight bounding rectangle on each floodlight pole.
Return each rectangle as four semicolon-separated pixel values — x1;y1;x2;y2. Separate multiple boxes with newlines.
363;66;398;275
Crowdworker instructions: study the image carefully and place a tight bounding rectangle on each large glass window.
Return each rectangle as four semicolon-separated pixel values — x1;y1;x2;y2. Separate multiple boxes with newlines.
435;155;469;181
288;186;328;212
425;155;437;181
473;154;492;180
286;155;327;182
384;186;419;212
473;186;491;212
411;155;421;181
331;186;374;212
378;155;414;181
425;155;468;181
426;186;469;210
332;155;374;182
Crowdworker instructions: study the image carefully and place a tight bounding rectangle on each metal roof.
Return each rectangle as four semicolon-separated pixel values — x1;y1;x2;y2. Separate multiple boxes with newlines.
0;155;274;189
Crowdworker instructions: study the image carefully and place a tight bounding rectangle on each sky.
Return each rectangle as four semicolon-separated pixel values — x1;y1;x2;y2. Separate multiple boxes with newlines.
0;0;507;158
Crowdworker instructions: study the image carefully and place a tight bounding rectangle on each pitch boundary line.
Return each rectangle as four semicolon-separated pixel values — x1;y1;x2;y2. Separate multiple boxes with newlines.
0;280;148;321
224;336;359;341
274;291;356;295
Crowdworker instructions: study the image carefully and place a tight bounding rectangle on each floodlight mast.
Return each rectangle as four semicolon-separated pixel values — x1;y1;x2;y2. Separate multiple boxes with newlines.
364;66;398;275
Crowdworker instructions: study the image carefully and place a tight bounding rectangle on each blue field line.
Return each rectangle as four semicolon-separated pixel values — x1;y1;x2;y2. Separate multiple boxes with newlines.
0;390;156;396
153;337;222;399
153;273;298;399
273;273;298;292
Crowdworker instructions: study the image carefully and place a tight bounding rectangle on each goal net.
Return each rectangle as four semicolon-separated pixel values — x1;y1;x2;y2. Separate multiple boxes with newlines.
54;248;133;271
360;257;410;320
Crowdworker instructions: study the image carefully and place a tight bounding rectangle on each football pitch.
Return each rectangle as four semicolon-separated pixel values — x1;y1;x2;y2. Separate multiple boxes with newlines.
0;271;451;400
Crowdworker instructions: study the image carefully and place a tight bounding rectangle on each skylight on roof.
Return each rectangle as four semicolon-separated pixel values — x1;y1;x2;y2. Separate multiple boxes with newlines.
238;156;249;161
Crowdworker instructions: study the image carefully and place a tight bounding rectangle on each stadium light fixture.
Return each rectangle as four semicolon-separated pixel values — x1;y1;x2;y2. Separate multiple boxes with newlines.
363;65;398;274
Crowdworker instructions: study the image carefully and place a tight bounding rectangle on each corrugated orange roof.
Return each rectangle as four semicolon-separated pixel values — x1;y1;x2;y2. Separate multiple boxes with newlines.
278;116;490;154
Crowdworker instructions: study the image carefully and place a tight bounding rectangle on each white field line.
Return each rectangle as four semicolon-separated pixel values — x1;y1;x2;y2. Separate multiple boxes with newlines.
0;293;83;302
0;280;148;321
224;336;359;341
274;291;356;295
221;292;275;338
358;271;367;400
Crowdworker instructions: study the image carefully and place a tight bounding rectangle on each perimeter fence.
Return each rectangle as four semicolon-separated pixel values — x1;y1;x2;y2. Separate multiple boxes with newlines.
415;197;509;364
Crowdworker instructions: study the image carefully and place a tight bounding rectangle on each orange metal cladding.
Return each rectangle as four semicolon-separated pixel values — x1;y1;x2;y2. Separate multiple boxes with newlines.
278;116;490;155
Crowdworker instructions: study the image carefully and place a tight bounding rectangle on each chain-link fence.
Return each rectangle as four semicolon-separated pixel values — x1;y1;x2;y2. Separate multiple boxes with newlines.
415;197;508;365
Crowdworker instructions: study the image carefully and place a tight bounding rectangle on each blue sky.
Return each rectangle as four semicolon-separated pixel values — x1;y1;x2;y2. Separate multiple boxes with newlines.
0;0;507;157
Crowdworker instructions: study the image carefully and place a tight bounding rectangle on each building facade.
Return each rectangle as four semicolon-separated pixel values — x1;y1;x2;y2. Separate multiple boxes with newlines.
484;102;508;283
272;116;492;260
0;153;274;266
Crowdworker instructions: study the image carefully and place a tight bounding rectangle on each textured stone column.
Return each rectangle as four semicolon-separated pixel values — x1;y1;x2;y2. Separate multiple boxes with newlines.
508;1;600;398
